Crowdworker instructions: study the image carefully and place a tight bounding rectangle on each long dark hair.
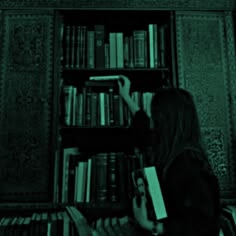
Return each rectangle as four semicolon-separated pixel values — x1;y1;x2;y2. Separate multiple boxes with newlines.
150;88;212;178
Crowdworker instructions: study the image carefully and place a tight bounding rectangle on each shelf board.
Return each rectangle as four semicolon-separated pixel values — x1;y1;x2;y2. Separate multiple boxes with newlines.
0;202;129;219
62;67;169;72
0;202;56;212
61;125;131;129
60;126;137;150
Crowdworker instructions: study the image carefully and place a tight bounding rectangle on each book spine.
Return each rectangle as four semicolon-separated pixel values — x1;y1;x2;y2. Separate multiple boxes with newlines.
108;87;115;126
61;149;70;203
95;153;108;203
89;75;120;80
108;152;118;202
109;32;117;68
94;25;105;68
65;25;71;68
85;87;92;126
148;24;154;68
85;158;92;203
71;87;77;126
104;43;110;68
129;36;134;68
77;92;84;126
82;87;87;126
116;32;124;68
75;26;81;68
87;30;95;68
90;156;97;204
133;30;146;68
159;25;167;67
74;164;79;201
99;92;105;126
91;92;98;127
80;26;87;68
113;93;120;126
123;36;130;68
153;24;159;68
104;92;110;126
144;166;167;220
63;85;73;126
68;154;80;202
70;26;76;68
76;161;88;202
119;95;124;126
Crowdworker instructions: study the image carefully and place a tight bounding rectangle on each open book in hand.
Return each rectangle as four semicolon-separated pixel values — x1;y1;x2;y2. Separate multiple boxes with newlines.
131;166;167;221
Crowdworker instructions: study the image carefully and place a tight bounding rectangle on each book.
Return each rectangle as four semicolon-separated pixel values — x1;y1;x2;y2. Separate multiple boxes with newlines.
131;166;167;220
133;30;147;68
94;25;105;68
116;32;124;68
66;206;92;236
61;147;80;203
75;160;88;202
95;153;108;202
95;218;108;236
109;32;117;68
48;213;57;236
104;218;116;236
107;152;118;202
87;30;95;68
111;217;124;236
85;158;92;202
89;75;120;81
61;211;71;236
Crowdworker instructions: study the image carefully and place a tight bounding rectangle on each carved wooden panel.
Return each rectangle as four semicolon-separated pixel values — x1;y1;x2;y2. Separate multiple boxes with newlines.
176;11;236;200
224;13;236;142
0;0;235;10
0;11;54;202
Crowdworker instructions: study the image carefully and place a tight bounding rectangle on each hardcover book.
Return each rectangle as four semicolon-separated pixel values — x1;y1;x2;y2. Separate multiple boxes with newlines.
131;166;167;221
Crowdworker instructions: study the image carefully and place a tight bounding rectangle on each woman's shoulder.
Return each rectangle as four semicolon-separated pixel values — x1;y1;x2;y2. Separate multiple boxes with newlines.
170;148;202;168
166;148;211;177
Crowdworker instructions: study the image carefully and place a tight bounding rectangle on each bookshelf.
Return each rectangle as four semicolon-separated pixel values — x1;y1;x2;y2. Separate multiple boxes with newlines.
0;5;235;235
57;9;175;219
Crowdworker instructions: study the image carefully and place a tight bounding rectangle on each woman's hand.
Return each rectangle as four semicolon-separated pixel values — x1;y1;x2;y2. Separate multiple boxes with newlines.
132;195;149;229
118;75;140;115
118;75;131;100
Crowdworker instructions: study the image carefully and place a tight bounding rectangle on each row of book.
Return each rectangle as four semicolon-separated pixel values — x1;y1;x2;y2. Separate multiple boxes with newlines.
90;215;138;236
60;148;141;204
62;24;168;69
62;83;154;127
0;204;234;236
0;206;136;236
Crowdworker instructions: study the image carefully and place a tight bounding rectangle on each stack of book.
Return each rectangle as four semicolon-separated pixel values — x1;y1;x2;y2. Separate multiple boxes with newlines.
62;83;154;127
61;148;140;205
63;23;168;69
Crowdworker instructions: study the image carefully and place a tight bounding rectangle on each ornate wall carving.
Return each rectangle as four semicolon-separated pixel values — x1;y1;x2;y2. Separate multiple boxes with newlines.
0;0;234;10
176;11;236;200
225;13;236;142
0;11;54;202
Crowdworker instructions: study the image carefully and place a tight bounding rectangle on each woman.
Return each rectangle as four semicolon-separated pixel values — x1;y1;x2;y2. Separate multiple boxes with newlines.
118;75;220;236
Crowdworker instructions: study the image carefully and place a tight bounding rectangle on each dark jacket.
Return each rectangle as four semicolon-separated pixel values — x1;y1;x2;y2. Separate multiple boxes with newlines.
131;109;220;236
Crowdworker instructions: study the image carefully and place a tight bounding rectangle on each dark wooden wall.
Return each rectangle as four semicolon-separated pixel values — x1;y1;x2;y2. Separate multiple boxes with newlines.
0;0;235;10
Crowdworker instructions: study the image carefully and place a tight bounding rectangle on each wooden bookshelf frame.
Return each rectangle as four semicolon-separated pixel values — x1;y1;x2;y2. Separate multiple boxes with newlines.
0;0;235;11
